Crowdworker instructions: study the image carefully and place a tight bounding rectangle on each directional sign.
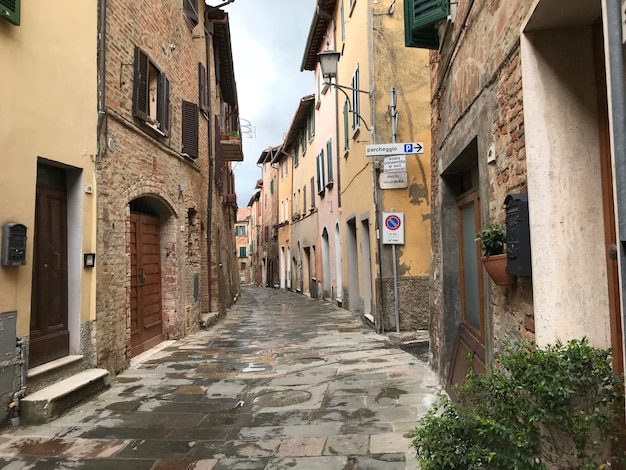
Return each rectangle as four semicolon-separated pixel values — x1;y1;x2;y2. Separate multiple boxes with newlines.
366;142;424;156
384;155;406;173
379;171;408;189
382;212;404;245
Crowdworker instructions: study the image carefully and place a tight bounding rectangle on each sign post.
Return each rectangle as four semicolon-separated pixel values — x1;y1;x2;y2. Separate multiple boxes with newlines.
382;212;404;332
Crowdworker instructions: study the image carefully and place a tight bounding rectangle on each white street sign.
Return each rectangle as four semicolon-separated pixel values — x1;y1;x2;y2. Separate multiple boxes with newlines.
382;212;404;245
379;171;408;189
366;142;424;156
384;155;407;173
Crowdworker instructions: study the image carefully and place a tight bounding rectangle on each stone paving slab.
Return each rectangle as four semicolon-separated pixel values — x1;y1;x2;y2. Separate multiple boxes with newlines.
0;286;442;469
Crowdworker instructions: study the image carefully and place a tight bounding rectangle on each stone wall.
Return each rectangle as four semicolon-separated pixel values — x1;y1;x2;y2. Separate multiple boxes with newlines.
429;0;535;382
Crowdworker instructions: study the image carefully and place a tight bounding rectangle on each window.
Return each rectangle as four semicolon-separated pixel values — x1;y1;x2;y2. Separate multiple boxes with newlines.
308;110;315;140
294;141;300;167
270;179;274;195
183;0;199;28
317;151;325;195
235;225;246;237
340;0;345;42
0;0;20;25
198;63;209;114
240;262;247;270
343;99;350;151
239;246;247;258
351;66;360;132
404;0;449;50
310;177;316;209
181;101;199;158
326;138;334;186
133;47;171;137
300;130;307;154
303;186;307;212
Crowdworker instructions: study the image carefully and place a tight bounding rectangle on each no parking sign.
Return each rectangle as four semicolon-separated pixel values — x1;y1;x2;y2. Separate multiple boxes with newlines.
382;212;404;245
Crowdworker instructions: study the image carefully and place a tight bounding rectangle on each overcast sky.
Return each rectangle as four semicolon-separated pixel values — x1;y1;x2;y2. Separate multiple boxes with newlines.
218;0;318;206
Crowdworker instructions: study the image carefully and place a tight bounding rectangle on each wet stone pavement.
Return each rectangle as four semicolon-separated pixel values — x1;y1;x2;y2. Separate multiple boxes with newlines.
0;286;442;469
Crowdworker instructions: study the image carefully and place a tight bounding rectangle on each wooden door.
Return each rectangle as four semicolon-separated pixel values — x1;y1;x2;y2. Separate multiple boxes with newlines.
30;166;69;368
130;212;163;356
594;20;623;376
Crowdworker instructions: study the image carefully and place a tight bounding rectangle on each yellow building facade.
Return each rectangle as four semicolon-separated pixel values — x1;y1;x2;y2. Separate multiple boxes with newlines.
0;0;99;419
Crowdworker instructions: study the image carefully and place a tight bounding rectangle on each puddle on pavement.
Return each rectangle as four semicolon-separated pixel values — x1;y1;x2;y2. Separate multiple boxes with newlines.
253;390;312;407
374;386;408;404
241;363;268;372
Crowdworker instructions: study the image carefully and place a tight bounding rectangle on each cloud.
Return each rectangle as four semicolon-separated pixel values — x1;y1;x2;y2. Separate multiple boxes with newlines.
223;0;317;207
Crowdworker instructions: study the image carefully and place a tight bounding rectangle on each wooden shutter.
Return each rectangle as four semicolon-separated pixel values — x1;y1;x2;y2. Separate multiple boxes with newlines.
326;139;333;184
157;75;170;137
182;101;199;159
183;0;199;28
0;0;20;25
132;47;150;121
404;0;449;49
198;63;209;114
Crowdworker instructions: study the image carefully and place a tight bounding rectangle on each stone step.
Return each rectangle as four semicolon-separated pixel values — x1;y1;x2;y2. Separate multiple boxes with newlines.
20;368;110;424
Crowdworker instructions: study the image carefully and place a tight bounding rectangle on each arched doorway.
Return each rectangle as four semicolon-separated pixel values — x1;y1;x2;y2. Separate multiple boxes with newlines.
129;197;168;356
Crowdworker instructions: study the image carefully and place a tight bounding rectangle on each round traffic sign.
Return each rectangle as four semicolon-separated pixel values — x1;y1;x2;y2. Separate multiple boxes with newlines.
385;214;401;231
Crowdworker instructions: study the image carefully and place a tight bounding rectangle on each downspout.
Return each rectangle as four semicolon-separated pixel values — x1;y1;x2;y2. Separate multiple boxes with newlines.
369;3;386;333
205;10;214;313
97;0;107;161
604;0;626;370
10;339;27;425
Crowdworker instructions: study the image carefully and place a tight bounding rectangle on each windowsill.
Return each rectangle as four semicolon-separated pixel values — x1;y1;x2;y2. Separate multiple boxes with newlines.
145;122;165;136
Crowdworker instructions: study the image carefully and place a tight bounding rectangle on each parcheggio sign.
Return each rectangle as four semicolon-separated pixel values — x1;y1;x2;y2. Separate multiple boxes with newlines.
365;142;424;156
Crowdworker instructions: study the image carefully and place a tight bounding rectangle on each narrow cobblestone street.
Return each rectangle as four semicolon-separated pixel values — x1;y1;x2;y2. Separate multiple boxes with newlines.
0;286;441;469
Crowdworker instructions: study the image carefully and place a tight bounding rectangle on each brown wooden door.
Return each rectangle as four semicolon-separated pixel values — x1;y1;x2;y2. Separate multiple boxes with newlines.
594;20;623;376
30;167;69;368
130;212;163;356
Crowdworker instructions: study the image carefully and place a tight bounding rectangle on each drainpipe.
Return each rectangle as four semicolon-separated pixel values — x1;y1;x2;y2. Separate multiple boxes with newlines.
604;0;626;369
11;339;28;425
96;0;107;161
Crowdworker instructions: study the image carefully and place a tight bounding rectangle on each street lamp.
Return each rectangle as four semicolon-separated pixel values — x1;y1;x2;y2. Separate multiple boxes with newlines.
317;49;371;131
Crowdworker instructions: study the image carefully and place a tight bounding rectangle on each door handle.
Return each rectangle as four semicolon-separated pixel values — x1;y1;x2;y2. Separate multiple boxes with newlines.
137;268;146;283
608;244;618;260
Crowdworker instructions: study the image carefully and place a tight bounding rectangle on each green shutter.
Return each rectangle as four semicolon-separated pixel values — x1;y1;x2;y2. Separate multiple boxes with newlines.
0;0;20;26
404;0;449;50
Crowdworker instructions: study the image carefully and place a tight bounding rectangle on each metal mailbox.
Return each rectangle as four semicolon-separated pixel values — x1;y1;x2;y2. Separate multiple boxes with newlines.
505;194;532;277
1;223;27;267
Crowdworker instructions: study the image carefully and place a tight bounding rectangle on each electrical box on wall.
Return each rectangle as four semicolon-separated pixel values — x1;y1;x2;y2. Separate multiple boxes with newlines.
1;223;27;267
505;194;532;277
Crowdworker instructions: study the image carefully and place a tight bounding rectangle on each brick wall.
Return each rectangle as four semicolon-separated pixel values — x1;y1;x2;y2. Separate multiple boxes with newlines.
96;0;216;373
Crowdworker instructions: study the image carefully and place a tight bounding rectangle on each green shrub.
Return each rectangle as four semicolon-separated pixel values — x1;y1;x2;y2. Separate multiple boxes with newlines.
411;338;625;470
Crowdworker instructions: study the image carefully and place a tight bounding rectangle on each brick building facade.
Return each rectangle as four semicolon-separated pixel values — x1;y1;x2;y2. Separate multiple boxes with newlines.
407;0;625;393
97;0;240;373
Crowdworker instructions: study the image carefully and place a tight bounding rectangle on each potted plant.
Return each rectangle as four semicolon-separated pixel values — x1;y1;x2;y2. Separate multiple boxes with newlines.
475;223;515;286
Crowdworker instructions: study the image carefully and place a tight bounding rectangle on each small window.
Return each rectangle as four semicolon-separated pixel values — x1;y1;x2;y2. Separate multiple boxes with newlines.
182;101;199;158
0;0;20;25
343;99;350;151
240;262;246;270
326;138;334;186
317;151;325;195
183;0;199;28
351;65;360;132
310;177;316;209
239;246;247;258
340;0;345;42
133;47;171;137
